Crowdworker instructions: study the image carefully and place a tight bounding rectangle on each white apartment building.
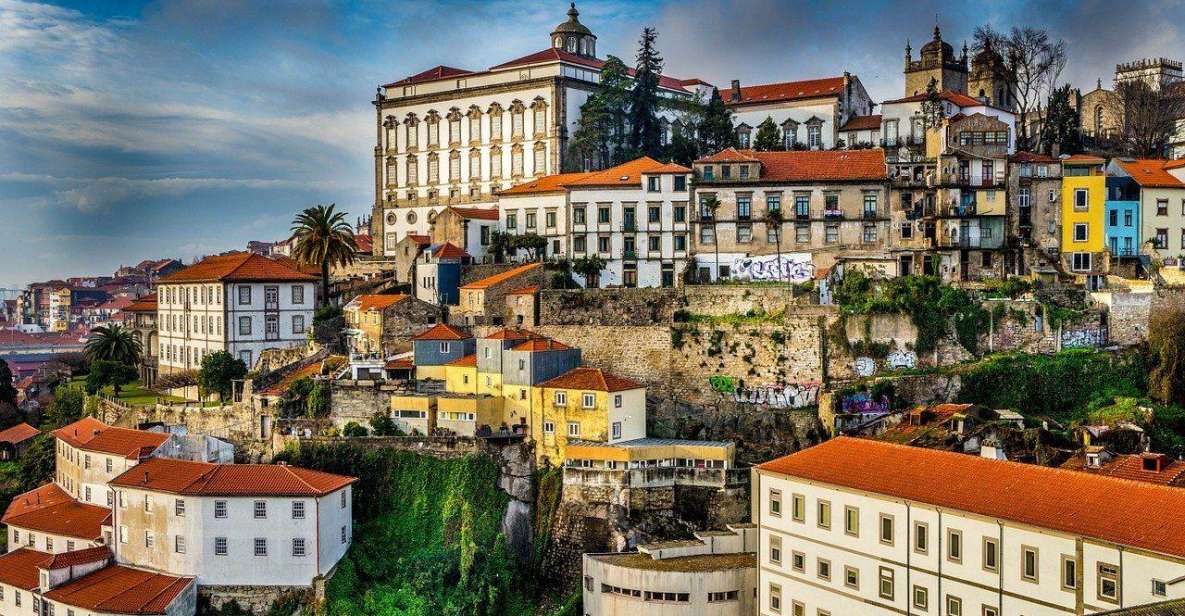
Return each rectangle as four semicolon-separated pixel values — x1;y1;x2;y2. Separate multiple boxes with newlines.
107;456;354;587
498;156;694;287
754;437;1185;616
156;252;317;372
371;3;706;254
724;74;875;151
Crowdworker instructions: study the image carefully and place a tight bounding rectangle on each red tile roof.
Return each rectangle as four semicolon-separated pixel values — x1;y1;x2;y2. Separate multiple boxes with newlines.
1064;453;1185;486
123;294;158;313
384;358;414;370
354;233;373;253
1010;151;1059;164
449;206;500;221
411;323;472;341
511;338;571;352
460;263;542;290
0;422;39;445
724;77;846;106
1063;153;1107;165
384;65;474;87
97;297;134;311
758;437;1185;560
882;89;987;108
508;286;539;295
1115;159;1185;188
430;242;470;259
52;418;168;459
108;457;355;497
349;294;409;312
45;546;112;568
538;367;641;392
695;148;760;163
489;49;691;92
259;362;321;396
0;548;51;590
839;114;883;131
446;354;477;367
498;171;596;196
699;149;888;182
407;234;432;245
45;563;193;615
566;157;690;188
158;252;317;283
1166;159;1185;171
1;483;110;540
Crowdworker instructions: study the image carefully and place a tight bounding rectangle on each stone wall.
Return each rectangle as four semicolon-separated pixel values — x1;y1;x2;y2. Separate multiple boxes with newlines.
327;381;393;427
539;288;679;326
201;586;310;615
1098;290;1152;346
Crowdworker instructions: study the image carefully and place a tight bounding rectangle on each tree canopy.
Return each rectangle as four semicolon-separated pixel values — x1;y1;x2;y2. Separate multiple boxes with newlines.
84;324;141;366
85;360;138;397
628;27;664;158
291;203;357;307
199;351;248;401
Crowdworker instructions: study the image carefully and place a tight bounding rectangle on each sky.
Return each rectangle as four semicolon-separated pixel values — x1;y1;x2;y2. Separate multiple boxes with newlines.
1;0;1183;288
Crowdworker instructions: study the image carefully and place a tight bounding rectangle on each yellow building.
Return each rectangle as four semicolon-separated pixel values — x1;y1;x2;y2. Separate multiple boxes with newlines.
444;354;478;394
565;438;736;470
532;367;647;465
1061;154;1108;283
343;294;410;355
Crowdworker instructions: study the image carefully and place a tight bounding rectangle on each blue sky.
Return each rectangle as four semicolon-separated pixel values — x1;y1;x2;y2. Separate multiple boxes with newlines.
1;0;1183;287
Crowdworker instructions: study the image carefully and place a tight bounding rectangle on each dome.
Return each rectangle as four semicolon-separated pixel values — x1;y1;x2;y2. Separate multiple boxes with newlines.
972;45;1004;70
920;25;953;56
552;3;593;37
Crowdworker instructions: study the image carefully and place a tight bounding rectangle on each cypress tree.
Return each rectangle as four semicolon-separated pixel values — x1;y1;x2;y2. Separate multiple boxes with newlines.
629;27;664;158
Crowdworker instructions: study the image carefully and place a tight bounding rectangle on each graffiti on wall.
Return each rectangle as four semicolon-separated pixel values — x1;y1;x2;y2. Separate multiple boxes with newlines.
1061;328;1105;349
853;357;877;377
885;350;917;370
840;393;891;416
709;375;820;408
731;253;814;283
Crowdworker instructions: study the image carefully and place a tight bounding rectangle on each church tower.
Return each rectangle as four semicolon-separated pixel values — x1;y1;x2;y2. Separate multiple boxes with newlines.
968;39;1015;109
551;3;597;58
904;25;968;96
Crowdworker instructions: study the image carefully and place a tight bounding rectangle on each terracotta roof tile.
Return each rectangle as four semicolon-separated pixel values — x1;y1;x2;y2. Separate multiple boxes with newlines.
384;358;414;370
489;49;690;92
507;286;539;296
511;337;571;352
1;483;109;540
430;242;470;259
407;234;432;245
123;294;158;313
446;354;477;367
108;457;355;497
45;546;112;568
460;263;542;290
0;548;51;590
449;206;500;221
1115;159;1185;188
1064;453;1185;486
45;563;193;614
1010;151;1059;164
538;367;641;392
0;422;39;445
1064;153;1107;164
699;149;888;182
348;294;409;312
839;114;883;131
52;418;168;459
882;89;988;108
498;171;596;196
411;323;472;341
724;77;846;105
259;362;321;396
483;327;542;340
158;253;317;283
384;65;474;87
1166;159;1185;171
353;233;373;253
566;157;690;188
758;437;1185;560
695;147;760;163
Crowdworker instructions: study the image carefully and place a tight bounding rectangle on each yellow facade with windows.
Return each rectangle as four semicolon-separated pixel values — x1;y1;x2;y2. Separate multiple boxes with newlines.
444;362;478;394
533;386;614;465
1062;167;1106;253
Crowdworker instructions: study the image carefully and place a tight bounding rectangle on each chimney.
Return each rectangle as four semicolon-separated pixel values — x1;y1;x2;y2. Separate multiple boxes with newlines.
730;79;741;102
143;471;149;483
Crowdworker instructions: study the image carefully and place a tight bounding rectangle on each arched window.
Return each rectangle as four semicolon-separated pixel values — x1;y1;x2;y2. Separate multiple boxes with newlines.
566;36;577;53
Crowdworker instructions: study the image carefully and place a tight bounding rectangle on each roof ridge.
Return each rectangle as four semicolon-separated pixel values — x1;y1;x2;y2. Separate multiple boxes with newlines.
282;465;319;493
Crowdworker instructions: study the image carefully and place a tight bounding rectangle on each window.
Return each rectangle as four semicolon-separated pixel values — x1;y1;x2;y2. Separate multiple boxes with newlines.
1158;199;1169;216
737;224;752;243
1072;252;1092;272
46;537;54;551
769;583;782;614
525;212;536;229
567;422;580;438
238;316;251;336
1061;555;1077;590
825;224;838;244
214;537;228;556
554;391;567;406
878;566;895;600
1098;563;1120;602
582;393;595;408
817;500;831;529
175;499;185;516
175;535;186;554
1154;579;1168;597
947;595;962;616
1074;223;1088;242
808;124;821;149
144;494;151;512
844;565;859;589
254;538;267;556
737;194;752;219
341;490;348;509
947;529;962;563
238;286;251;304
214;500;227;518
647;176;660;192
648;236;660;251
543;421;555;434
293;538;307;557
982;606;999;616
1019;187;1031;207
913;585;929;610
292;285;304;304
611;422;621;439
341;525;348;544
863;193;878;218
792;601;804;616
597;206;610;224
791;551;805;573
795;223;809;243
844;505;859;536
614;394;622;408
707;590;739;602
106;458;112;473
1021;546;1039;582
439;342;450;354
791;493;805;522
1157;228;1169;248
768;489;782;517
699;226;715;244
293;315;306;335
982;537;998;571
84;454;90;469
879;514;894;545
769;534;782;565
1074;188;1089;210
674;205;686;222
254;500;267;519
914;522;928;554
817;557;831;581
863;224;878;243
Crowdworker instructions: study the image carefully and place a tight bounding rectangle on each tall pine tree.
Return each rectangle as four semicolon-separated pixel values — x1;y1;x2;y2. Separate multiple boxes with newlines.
629;27;664;159
1040;84;1082;156
698;87;736;155
753;116;782;151
566;55;631;170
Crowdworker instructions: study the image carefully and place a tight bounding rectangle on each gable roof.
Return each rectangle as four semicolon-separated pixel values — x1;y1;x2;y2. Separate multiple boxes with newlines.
1063;153;1107;165
449;206;500;221
446;354;477;367
1;483;110;540
123;294;158;313
108;457;355;497
566;157;691;188
0;422;39;445
384;65;474;87
411;322;472;341
839;114;883;131
695;147;760;163
698;148;888;182
348;294;409;312
758;437;1185;560
1114;159;1185;188
498;171;597;196
406;234;432;245
429;242;471;259
0;548;52;590
882;89;987;108
460;262;542;290
724;77;846;106
52;418;168;459
511;337;571;352
1010;151;1059;164
538;367;641;392
158;252;317;284
45;563;193;615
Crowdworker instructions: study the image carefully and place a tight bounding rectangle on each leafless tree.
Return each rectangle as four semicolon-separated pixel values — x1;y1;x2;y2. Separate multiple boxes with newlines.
1110;80;1185;157
973;25;1067;151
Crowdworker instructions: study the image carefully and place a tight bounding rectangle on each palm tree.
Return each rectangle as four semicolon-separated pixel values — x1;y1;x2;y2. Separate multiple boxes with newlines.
764;206;785;280
290;204;358;307
85;324;141;366
701;196;722;282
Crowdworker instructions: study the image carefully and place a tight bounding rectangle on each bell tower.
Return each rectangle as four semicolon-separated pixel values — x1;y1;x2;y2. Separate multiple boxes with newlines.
551;3;597;58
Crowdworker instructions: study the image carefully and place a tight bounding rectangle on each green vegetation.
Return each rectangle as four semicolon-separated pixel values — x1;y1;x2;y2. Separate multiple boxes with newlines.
198;351;247;401
275;442;559;616
291;203;357;308
674;308;786;328
306;382;331;418
69;376;184;406
84;360;138;396
84;323;141;366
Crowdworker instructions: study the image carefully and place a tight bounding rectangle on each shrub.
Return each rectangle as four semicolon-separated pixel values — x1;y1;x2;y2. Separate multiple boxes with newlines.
342;422;369;437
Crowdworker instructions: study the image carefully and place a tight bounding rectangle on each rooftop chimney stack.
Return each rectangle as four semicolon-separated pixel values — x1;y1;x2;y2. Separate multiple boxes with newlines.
730;80;741;102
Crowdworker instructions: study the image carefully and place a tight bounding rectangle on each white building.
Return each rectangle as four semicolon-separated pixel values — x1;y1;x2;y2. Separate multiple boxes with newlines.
754;437;1185;616
582;524;758;616
107;456;354;587
371;3;705;254
724;74;874;151
498;156;694;287
156;252;317;372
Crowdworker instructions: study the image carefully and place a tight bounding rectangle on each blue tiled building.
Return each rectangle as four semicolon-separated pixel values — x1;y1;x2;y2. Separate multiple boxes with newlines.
1105;176;1141;258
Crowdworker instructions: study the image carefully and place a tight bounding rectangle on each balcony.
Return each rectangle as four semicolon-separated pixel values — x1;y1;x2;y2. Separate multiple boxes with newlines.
941;173;1005;188
862;210;878;220
824;209;844;220
794;212;810;221
622;221;637;232
940;202;977;218
623;250;638;260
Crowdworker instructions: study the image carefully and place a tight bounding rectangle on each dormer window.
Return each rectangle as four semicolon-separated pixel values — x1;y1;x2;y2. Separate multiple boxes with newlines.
1086;453;1101;468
